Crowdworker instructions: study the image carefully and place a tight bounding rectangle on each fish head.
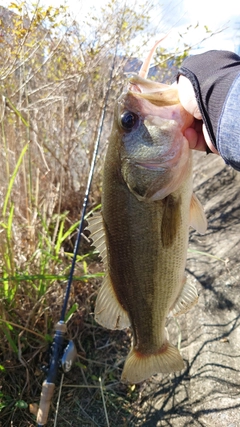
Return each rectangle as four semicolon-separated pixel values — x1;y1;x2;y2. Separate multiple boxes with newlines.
114;74;193;201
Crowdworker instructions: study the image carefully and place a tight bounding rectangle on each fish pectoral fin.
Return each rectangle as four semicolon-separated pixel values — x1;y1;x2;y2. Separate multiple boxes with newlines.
189;193;207;234
121;342;184;384
171;278;198;317
95;273;130;330
85;212;107;267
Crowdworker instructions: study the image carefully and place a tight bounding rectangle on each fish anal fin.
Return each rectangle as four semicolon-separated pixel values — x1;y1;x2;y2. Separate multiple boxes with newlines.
95;273;130;330
121;342;184;384
171;278;198;317
190;193;207;235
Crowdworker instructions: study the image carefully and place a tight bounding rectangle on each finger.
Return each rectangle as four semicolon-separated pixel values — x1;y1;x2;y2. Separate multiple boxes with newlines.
202;124;219;154
178;75;202;119
184;127;207;151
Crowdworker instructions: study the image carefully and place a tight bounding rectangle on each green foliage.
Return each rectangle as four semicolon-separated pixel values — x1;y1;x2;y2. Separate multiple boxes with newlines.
0;391;12;411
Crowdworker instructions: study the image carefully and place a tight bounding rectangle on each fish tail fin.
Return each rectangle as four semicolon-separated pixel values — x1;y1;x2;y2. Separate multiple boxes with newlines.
121;342;184;384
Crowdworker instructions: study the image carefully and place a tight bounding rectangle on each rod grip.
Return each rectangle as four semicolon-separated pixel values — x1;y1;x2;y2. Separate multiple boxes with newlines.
36;381;55;425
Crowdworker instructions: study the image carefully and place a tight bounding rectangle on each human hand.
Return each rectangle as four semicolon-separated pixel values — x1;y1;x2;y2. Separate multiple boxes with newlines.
177;75;219;154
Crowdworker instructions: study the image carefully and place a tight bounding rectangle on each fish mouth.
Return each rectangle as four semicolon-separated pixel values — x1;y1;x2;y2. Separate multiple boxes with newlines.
128;75;179;107
135;160;168;171
129;74;171;93
124;76;193;130
134;150;180;171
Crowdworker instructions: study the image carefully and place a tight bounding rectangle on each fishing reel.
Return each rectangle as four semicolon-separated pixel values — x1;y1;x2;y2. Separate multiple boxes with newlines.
37;322;77;426
41;322;77;375
60;340;77;373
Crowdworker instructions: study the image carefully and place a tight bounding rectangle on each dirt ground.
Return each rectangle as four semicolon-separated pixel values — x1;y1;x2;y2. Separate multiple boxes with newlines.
130;151;240;426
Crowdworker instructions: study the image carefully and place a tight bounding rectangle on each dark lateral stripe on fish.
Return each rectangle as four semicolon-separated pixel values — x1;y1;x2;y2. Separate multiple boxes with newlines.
161;194;181;248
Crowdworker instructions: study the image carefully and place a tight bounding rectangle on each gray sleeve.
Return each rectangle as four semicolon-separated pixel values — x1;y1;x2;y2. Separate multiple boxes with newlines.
178;51;240;153
217;73;240;171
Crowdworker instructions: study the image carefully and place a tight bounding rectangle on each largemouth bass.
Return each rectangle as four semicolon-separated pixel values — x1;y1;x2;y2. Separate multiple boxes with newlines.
87;43;207;384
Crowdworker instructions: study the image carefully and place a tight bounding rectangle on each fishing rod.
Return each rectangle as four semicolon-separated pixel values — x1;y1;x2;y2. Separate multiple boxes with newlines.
36;55;118;427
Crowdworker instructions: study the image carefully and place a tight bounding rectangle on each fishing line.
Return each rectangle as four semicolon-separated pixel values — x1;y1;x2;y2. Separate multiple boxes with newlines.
36;42;119;427
53;373;64;427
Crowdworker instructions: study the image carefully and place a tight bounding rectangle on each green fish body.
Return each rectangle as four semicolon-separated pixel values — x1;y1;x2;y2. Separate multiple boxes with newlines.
87;69;207;384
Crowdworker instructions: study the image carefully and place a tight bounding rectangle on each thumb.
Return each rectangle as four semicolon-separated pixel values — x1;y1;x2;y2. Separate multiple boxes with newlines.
178;75;202;119
202;123;219;154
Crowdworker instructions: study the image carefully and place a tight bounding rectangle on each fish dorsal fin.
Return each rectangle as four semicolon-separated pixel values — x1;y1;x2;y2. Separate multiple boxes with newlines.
171;277;198;317
86;212;130;330
86;212;107;267
95;273;130;330
189;193;207;235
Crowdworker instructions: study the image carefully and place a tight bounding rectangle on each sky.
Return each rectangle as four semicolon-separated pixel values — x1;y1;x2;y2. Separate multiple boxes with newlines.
1;0;240;55
156;0;240;54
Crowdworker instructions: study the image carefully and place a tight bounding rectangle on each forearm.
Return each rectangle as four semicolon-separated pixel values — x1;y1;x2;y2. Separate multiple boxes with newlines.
177;50;240;170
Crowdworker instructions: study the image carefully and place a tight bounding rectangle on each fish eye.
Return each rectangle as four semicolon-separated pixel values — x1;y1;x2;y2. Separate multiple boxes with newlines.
120;111;139;131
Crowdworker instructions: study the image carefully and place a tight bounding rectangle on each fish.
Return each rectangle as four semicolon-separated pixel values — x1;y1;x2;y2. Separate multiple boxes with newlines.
87;41;207;384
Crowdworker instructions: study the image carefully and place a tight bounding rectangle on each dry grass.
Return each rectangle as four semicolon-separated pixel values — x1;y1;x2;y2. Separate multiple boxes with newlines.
0;271;143;427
